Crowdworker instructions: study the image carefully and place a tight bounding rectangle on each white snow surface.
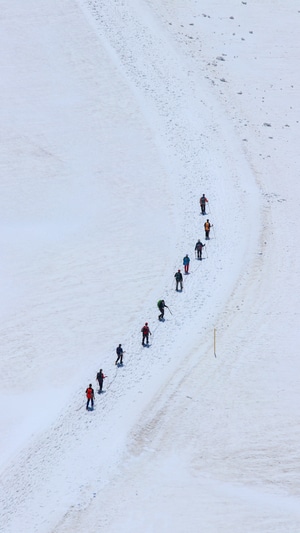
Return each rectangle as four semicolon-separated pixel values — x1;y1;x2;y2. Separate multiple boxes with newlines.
1;0;300;531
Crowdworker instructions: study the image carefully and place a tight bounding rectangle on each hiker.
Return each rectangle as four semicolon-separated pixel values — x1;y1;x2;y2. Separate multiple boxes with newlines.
183;254;190;274
141;322;152;346
157;299;169;321
86;384;95;410
96;369;106;393
204;219;212;240
195;239;205;260
174;269;183;291
200;194;208;215
115;344;124;365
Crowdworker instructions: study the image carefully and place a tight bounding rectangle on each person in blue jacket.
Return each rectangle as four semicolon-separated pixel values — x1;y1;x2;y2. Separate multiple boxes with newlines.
183;254;190;274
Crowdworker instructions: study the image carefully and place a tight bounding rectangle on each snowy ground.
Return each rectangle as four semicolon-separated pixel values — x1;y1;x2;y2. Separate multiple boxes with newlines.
1;0;300;532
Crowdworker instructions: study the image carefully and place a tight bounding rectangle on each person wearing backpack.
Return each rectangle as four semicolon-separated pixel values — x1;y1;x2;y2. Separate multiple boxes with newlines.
174;269;183;291
195;239;205;260
86;384;95;410
141;322;152;346
200;194;208;215
157;299;169;321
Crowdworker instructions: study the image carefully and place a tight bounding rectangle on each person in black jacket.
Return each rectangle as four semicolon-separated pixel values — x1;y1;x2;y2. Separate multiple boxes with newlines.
96;369;106;393
115;344;124;365
174;269;183;291
195;239;205;260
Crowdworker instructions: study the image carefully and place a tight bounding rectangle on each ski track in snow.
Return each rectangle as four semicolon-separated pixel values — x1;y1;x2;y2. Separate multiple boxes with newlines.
1;0;300;532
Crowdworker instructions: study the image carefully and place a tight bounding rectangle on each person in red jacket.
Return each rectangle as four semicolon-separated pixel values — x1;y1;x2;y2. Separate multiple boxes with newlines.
141;322;152;346
86;384;95;410
200;194;208;215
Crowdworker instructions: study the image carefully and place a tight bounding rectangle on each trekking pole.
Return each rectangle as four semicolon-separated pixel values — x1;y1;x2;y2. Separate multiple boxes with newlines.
207;202;211;214
205;246;208;258
212;225;216;239
167;307;173;315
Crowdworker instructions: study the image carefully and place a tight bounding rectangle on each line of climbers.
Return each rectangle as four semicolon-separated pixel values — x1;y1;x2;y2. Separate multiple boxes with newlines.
85;193;213;409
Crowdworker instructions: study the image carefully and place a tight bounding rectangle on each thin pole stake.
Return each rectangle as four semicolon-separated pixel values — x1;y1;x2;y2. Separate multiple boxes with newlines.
214;328;217;357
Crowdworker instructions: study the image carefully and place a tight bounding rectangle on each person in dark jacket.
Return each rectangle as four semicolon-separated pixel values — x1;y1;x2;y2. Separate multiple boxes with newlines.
96;369;106;393
115;344;124;365
174;269;183;291
86;384;95;410
200;194;208;215
141;322;151;346
157;299;169;321
195;239;205;260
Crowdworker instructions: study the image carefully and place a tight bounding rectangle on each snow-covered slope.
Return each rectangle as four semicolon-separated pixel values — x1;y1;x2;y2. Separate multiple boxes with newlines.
1;1;300;532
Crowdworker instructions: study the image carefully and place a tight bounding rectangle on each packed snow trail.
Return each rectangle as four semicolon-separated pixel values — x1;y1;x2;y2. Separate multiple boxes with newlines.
55;1;300;531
